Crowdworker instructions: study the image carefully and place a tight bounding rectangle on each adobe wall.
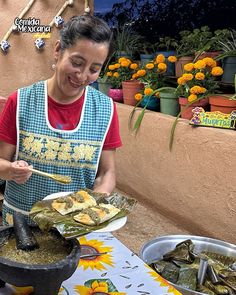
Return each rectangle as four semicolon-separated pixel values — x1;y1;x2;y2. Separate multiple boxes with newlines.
0;0;93;98
116;103;236;245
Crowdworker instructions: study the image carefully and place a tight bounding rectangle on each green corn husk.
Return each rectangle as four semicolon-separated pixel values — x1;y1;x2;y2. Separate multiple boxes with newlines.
176;267;198;290
205;280;230;295
161;262;180;283
163;239;195;264
151;260;171;274
29;189;137;239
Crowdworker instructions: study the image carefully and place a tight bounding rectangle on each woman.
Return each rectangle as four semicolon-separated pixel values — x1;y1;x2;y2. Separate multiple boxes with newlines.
0;14;122;225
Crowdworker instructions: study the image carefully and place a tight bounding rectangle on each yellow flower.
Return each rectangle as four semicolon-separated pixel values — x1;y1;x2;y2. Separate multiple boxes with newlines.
211;66;224;76
184;63;195;72
145;63;155;69
118;57;127;63
106;71;112;77
155;54;165;63
113;72;119;78
177;77;186;85
120;60;130;67
108;64;116;70
130;63;138;70
136;69;147;77
114;63;121;69
194;60;206;70
182;73;194;81
144;87;153;96
190;85;204;94
195;72;205;80
167;55;177;63
132;73;138;79
202;57;217;67
188;94;197;102
135;93;143;101
157;63;167;71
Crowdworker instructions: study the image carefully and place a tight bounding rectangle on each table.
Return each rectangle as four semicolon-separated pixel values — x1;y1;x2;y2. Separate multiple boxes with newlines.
1;232;181;295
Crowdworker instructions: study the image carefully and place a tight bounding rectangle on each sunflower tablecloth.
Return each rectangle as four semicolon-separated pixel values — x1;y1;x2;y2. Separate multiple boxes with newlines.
1;232;181;295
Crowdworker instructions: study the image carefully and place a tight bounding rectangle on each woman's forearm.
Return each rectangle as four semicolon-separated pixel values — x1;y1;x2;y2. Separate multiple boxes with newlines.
0;158;12;180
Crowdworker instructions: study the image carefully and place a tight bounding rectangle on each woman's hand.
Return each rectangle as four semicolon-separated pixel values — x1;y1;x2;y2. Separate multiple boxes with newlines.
9;160;32;184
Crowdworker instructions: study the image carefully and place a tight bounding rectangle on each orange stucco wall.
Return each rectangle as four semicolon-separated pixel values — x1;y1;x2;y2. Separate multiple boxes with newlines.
0;0;93;98
116;103;236;245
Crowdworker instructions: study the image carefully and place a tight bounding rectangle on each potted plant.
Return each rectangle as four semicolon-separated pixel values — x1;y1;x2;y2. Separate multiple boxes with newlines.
129;54;178;132
176;57;224;119
106;56;140;105
156;36;178;76
209;74;236;113
113;25;143;59
169;57;224;150
175;30;196;77
105;57;139;103
215;29;236;84
139;41;155;65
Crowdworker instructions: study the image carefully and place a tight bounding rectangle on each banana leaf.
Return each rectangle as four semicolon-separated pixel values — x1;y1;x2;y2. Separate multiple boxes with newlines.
29;189;137;239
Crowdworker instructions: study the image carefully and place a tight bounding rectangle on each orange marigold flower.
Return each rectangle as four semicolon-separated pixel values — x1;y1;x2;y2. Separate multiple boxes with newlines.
145;63;155;69
158;63;167;71
120;60;130;67
177;77;186;85
155;54;165;63
199;87;207;93
167;56;177;63
113;72;119;78
202;57;216;67
135;93;143;101
106;71;112;77
118;57;127;63
136;69;147;77
190;85;203;94
132;73;138;79
195;72;205;80
144;87;153;96
130;63;138;70
108;65;116;70
194;60;206;70
182;73;194;81
211;66;223;76
188;94;197;102
114;63;121;68
184;63;194;72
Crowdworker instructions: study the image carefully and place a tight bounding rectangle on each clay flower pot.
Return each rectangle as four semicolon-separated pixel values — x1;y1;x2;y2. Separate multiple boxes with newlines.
108;88;123;103
209;94;236;114
122;80;144;106
179;96;209;120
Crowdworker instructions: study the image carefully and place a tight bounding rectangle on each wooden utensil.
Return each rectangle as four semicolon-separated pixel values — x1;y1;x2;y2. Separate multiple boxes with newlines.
30;168;72;184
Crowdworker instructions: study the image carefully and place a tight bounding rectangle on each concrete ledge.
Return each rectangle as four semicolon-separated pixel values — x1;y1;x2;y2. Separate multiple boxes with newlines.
116;103;236;245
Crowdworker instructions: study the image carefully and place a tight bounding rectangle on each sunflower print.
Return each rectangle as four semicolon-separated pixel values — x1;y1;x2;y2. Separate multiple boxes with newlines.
146;265;182;295
74;280;126;295
78;236;114;271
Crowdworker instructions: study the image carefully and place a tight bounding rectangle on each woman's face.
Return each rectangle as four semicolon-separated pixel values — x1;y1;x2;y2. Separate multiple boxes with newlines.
53;38;109;101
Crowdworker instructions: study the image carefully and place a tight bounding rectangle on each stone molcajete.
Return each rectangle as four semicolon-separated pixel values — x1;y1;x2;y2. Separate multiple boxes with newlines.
0;212;81;295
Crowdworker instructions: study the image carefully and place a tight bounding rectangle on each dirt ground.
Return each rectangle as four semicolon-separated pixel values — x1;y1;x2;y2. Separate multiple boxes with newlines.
113;189;191;255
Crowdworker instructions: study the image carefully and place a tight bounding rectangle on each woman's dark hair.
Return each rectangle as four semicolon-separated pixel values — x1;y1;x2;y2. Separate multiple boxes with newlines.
60;14;113;52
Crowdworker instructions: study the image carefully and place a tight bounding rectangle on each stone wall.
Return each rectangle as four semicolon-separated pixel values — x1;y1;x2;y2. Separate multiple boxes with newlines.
116;103;236;245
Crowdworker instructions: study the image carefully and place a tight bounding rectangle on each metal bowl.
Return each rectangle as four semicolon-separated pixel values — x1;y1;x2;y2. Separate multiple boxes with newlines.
140;235;236;295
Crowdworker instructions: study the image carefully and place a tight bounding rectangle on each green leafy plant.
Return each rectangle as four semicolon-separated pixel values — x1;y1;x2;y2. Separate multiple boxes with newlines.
156;36;178;51
215;30;236;60
113;25;143;57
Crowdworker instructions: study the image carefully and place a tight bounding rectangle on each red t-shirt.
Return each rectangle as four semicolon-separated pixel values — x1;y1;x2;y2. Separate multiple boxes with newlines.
0;91;122;150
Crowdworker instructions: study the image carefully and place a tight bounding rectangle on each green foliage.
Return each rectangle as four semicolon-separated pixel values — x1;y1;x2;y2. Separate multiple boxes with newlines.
113;25;143;57
156;36;178;51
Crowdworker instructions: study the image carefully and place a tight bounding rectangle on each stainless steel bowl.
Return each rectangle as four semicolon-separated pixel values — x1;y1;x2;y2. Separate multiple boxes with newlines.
140;235;236;295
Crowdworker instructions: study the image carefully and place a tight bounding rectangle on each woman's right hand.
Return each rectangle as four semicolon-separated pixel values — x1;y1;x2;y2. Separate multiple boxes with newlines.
9;160;32;184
